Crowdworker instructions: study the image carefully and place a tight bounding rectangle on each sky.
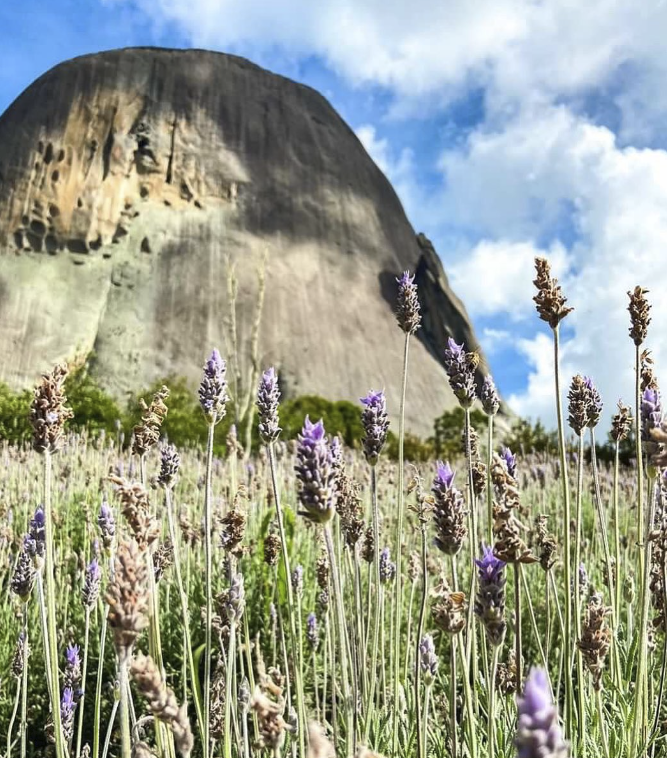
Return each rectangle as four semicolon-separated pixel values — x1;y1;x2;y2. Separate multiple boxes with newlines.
2;0;667;431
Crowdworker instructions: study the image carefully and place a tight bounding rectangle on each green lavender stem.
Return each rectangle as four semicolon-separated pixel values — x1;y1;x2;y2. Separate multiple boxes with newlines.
43;450;67;758
487;414;494;544
267;442;307;758
119;654;131;758
414;513;428;758
75;607;91;758
203;419;216;758
553;325;574;737
6;671;21;758
365;465;381;742
392;332;410;754
20;621;28;758
224;622;237;758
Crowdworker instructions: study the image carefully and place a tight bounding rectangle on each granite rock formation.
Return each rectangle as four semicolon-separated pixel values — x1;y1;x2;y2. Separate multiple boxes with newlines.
0;47;492;435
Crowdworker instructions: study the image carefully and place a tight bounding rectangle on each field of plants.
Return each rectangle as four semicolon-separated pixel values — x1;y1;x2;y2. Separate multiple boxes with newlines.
0;259;663;758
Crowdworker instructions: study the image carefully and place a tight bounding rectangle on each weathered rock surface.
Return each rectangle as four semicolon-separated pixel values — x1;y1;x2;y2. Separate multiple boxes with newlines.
0;47;491;435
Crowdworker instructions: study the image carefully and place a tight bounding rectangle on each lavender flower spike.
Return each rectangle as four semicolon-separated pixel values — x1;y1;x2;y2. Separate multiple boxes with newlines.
419;634;438;684
360;389;389;466
98;499;116;550
82;558;102;608
60;687;77;742
306;612;319;650
443;337;477;409
642;387;662;443
583;376;603;429
515;668;568;758
481;375;500;416
295;416;337;524
257;367;282;444
432;461;467;556
474;544;507;647
199;348;228;422
379;546;396;584
396;271;421;334
500;447;517;480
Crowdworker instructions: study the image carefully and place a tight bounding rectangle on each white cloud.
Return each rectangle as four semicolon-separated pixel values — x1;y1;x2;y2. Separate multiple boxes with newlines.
444;104;667;425
448;239;570;321
105;0;667;131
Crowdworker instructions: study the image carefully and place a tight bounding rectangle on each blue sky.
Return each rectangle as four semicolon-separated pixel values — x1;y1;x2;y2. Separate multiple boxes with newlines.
4;0;667;429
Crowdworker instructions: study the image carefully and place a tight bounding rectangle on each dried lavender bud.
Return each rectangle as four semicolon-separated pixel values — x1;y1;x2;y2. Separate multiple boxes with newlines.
568;375;589;436
396;270;421;334
219;499;247;558
360;390;389;466
199;349;228;422
11;547;36;600
158;444;180;489
11;631;29;678
361;525;375;564
481;375;500;416
432;461;467;556
153;540;174;583
330;435;343;472
64;644;82;693
224;573;246;622
316;551;330;590
515;668;568;758
306;612;319;651
443;338;477;409
379;547;396;584
534;516;558;572
98;500;116;550
474;545;507;647
60;687;76;743
583;377;603;429
611;401;632;442
533;257;573;329
578;592;611;690
295;417;336;524
132;386;169;457
251;688;289;751
308;722;336;758
419;634;438;684
628;286;651;346
318;590;330;611
82;559;102;608
264;530;281;567
492;454;536;565
132;743;157;758
641;350;658;392
336;471;364;548
292;565;304;598
576;562;589;598
257;367;282;444
131;653;194;758
106;540;149;661
408;552;421;582
433;590;467;635
239;678;251;712
108;476;159;549
30;364;73;454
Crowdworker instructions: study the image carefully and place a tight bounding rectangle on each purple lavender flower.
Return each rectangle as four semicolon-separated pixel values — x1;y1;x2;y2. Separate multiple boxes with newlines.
64;644;82;693
396;271;421;334
199;348;228;422
294;417;337;524
98;499;115;550
257;367;282;444
500;447;517;480
82;559;102;608
360;389;389;466
24;506;45;563
583;377;603;429
642;387;662;444
419;634;438;683
330;435;343;473
443;337;477;409
60;687;76;742
306;612;319;650
515;668;568;758
432;461;467;555
474;545;507;647
481;375;500;416
157;444;180;489
379;547;396;584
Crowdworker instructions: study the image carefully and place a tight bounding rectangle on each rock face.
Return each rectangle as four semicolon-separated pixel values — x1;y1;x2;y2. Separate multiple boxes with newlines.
0;47;490;435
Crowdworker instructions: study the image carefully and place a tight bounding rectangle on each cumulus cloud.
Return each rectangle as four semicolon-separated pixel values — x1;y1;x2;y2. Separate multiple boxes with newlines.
444;105;667;424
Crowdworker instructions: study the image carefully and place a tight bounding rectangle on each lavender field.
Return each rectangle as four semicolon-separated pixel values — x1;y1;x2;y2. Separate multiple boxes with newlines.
0;259;662;758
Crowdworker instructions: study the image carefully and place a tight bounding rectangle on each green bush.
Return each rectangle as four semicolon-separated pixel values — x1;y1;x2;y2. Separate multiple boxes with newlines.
501;416;558;456
430;406;488;459
279;395;365;447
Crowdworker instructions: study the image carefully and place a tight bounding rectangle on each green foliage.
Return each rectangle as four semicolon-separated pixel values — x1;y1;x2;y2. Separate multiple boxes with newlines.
65;367;123;434
430;406;487;459
501;416;558;455
386;430;433;462
0;382;32;444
